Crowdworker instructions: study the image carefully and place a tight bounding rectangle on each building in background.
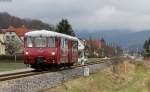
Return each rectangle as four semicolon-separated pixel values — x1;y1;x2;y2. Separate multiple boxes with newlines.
2;26;29;42
0;31;6;55
0;26;29;55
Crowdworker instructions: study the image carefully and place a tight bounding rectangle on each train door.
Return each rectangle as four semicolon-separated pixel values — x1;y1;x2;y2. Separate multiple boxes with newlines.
68;40;72;63
72;41;78;63
60;38;68;63
56;37;61;64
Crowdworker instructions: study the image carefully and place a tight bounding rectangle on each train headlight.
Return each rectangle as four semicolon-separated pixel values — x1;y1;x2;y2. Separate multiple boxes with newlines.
25;52;29;55
51;52;55;56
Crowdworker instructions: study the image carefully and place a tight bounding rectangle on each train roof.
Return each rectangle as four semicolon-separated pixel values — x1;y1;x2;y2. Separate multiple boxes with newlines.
25;30;78;40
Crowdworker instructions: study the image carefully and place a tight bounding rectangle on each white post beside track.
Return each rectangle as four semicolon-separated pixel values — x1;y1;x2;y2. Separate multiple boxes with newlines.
83;66;89;76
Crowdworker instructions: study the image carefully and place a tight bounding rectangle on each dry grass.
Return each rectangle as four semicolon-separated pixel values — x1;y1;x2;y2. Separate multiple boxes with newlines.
42;60;150;92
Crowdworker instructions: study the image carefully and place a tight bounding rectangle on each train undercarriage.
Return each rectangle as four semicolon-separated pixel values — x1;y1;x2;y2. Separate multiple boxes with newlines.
29;59;74;70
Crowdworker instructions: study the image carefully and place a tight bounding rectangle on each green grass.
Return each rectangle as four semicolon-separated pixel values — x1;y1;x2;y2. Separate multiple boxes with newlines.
87;58;103;63
0;60;27;72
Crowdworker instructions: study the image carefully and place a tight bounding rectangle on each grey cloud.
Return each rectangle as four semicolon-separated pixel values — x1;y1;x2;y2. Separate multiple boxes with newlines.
0;0;150;31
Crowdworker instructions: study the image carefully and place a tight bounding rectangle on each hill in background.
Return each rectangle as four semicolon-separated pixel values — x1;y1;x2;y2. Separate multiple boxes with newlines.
0;12;53;30
76;30;150;51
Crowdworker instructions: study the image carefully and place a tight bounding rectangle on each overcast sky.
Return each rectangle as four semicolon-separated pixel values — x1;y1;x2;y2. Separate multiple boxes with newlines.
0;0;150;31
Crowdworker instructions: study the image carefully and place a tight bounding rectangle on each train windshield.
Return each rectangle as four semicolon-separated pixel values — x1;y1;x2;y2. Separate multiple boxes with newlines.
27;37;33;47
26;37;55;48
48;37;55;48
34;37;47;47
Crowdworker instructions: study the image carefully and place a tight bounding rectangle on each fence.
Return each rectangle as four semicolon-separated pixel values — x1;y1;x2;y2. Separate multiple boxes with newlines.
0;54;23;61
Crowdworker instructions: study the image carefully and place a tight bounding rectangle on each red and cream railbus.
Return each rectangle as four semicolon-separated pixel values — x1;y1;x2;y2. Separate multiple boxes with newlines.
24;30;79;69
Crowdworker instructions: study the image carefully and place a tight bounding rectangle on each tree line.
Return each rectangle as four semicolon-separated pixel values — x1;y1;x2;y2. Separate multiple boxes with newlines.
144;38;150;57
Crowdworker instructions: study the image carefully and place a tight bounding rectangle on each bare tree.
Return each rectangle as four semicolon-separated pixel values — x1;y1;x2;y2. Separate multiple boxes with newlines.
5;40;22;55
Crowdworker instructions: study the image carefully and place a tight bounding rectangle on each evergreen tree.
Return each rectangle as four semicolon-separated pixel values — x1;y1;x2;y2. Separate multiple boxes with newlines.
56;19;75;36
144;38;150;56
144;40;148;51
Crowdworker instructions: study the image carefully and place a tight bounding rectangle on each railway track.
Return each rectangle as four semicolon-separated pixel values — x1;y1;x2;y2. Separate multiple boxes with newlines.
0;58;117;81
0;70;50;81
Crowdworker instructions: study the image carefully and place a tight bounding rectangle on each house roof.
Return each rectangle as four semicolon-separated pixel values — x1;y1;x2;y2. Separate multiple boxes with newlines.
7;26;29;37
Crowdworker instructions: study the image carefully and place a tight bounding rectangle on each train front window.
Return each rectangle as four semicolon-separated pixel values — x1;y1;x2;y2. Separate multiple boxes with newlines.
34;37;47;48
27;37;33;47
48;37;55;48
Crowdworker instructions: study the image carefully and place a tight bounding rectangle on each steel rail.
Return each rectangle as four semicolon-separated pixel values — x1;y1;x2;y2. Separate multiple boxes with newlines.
0;71;49;81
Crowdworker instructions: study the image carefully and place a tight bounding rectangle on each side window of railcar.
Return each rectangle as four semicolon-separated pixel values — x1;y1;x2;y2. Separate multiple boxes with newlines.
61;38;64;48
61;38;68;49
64;39;68;49
72;41;78;49
48;37;55;48
27;37;33;47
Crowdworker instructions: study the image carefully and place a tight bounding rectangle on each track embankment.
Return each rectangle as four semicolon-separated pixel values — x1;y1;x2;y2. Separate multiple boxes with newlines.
0;60;114;92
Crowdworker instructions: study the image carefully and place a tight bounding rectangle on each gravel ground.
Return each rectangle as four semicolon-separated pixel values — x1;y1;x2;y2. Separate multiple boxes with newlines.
0;61;112;92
